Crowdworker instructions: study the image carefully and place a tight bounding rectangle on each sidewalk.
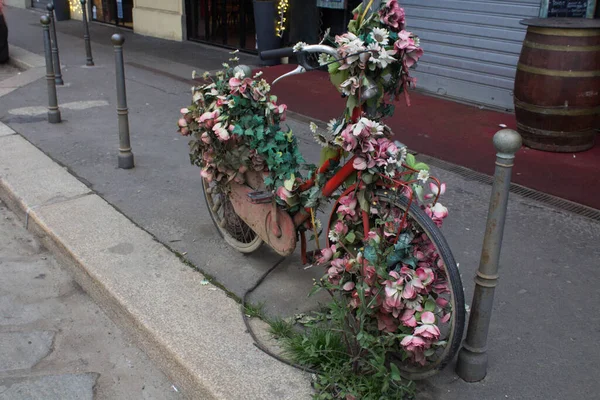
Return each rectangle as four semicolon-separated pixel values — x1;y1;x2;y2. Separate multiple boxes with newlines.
0;200;180;399
1;5;600;400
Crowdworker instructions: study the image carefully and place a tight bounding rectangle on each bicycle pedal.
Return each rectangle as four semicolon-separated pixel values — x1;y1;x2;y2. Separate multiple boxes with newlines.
247;191;273;204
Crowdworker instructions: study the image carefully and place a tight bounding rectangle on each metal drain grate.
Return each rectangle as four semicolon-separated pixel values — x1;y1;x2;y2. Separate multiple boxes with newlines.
416;153;600;223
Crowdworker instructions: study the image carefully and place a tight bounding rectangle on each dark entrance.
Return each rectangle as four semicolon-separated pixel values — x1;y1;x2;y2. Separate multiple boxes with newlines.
31;0;51;10
186;0;256;51
91;0;133;29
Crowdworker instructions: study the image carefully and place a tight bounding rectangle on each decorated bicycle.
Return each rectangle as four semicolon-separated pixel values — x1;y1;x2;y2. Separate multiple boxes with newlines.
177;0;464;382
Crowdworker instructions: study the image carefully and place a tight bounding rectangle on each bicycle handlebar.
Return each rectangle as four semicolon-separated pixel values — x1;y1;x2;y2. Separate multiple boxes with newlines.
260;47;296;61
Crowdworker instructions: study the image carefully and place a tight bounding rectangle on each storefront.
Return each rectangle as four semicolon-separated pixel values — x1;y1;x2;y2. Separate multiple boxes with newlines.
31;0;50;10
91;0;133;28
185;0;256;50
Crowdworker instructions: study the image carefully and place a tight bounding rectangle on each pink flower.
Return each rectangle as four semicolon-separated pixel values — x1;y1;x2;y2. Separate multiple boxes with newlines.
421;311;435;324
394;30;414;52
337;193;357;217
379;0;405;31
229;77;252;94
212;122;230;141
276;103;287;121
384;271;404;311
377;312;399;333
276;186;293;202
353;157;368;171
416;267;435;286
436;297;449;308
425;182;447;200
317;245;337;265
340;125;358;151
201;132;212;144
334;221;348;236
415;320;440;341
401;335;426;353
400;308;417;327
198;110;219;129
342;281;355;291
404;47;424;68
424;203;448;227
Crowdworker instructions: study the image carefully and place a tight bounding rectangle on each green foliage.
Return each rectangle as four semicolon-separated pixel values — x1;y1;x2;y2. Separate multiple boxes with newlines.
278;301;416;400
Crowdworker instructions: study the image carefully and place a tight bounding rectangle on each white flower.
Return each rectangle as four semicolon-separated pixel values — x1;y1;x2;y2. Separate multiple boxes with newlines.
370;27;390;45
192;91;202;103
413;37;421;47
202;71;211;79
354;117;383;136
234;70;245;80
417;169;430;183
396;146;407;166
222;62;230;69
309;122;318;134
328;230;339;243
229;49;240;54
293;42;308;52
253;71;264;78
367;43;396;69
192;70;197;79
318;53;331;66
327;119;337;133
229;56;240;62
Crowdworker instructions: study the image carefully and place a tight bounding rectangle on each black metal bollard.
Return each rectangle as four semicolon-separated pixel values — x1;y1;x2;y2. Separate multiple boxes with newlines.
111;34;134;169
80;0;95;66
41;15;61;124
46;2;64;85
456;129;522;382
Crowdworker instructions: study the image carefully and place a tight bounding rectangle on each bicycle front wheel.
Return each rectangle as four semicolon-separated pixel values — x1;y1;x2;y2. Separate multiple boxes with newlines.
376;190;465;379
325;189;465;380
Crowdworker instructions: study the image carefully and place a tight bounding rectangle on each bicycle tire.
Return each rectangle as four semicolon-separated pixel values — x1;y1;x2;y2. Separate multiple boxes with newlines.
376;190;465;380
201;178;263;253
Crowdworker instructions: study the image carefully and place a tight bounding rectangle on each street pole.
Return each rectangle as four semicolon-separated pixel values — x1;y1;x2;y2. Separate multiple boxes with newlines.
46;2;64;85
80;0;95;66
456;129;522;382
41;15;61;124
111;34;134;169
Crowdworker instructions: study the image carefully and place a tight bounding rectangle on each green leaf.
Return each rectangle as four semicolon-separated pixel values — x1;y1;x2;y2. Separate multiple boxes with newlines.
424;299;436;312
346;95;358;113
363;245;378;264
357;190;369;212
405;153;416;168
413;162;430;171
284;174;295;191
390;364;401;381
345;231;356;244
362;173;374;184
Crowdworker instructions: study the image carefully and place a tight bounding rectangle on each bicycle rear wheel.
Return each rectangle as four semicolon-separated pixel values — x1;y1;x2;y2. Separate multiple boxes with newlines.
202;178;263;253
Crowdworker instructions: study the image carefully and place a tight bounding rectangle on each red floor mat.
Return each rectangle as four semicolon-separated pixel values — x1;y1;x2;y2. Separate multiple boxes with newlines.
258;65;599;210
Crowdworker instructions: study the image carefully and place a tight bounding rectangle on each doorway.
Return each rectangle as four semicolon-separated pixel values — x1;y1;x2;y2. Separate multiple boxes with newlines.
91;0;133;28
186;0;256;51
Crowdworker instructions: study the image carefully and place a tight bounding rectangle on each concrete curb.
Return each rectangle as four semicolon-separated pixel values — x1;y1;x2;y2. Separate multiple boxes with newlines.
1;44;46;99
0;127;312;400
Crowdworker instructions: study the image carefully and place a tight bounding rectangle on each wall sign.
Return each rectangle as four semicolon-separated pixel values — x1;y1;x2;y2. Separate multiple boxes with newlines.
539;0;597;18
317;0;347;10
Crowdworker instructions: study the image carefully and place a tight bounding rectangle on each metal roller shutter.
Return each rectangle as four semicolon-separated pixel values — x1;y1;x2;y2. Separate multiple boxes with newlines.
401;0;541;110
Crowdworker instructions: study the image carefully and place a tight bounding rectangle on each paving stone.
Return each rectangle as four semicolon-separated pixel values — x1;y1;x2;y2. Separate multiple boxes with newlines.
0;373;98;400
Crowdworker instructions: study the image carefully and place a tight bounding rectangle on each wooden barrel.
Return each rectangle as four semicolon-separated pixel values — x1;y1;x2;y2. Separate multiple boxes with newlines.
514;18;600;152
